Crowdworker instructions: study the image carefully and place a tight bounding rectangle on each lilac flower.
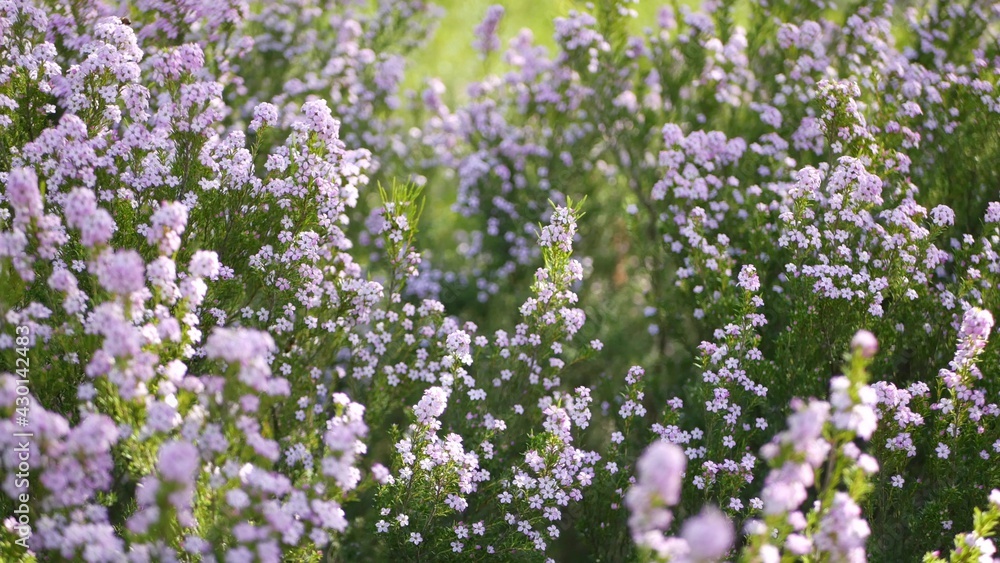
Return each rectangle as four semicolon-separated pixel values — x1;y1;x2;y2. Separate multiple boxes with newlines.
538;207;578;253
625;441;686;542
681;506;734;561
929;205;955;227
814;493;870;561
147;201;188;254
473;5;505;57
445;330;473;365
158;441;200;483
738;264;761;292
829;376;878;440
204;328;275;365
188;250;220;279
936;443;950;459
986;202;1000;223
414;386;449;423
250;102;279;132
6;167;43;223
204;328;287;396
851;330;878;358
95;249;146;296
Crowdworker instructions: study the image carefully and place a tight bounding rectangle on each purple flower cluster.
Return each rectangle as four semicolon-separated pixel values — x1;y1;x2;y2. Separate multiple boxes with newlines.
1;0;1000;560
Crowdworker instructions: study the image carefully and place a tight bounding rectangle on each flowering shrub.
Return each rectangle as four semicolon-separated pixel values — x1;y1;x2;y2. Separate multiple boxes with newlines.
1;0;999;561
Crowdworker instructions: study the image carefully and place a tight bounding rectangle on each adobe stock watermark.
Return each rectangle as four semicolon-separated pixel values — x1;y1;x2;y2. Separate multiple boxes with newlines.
10;325;33;549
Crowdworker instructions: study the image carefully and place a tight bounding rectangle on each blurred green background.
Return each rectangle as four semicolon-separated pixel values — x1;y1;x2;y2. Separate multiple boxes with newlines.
406;0;665;97
407;0;559;95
